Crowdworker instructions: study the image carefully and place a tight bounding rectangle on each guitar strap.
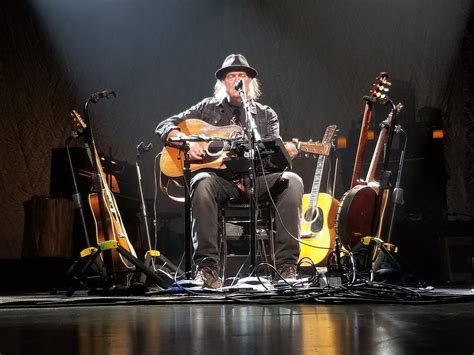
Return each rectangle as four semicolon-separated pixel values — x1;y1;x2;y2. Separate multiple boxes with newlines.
159;172;185;203
160;170;250;202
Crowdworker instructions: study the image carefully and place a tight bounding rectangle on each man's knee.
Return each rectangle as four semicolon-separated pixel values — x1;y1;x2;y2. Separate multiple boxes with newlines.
281;171;304;196
191;172;217;194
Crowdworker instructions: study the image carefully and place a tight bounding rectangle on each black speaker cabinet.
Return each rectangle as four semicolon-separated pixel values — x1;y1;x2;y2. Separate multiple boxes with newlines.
439;235;474;284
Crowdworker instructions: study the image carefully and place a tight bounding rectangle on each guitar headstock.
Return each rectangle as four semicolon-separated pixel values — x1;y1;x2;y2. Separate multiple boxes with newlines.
395;102;403;114
366;72;391;104
69;110;88;139
70;110;87;131
385;102;404;122
321;125;337;144
296;125;337;157
297;141;331;156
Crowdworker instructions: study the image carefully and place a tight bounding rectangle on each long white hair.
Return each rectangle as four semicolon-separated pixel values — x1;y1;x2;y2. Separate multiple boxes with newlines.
213;78;262;101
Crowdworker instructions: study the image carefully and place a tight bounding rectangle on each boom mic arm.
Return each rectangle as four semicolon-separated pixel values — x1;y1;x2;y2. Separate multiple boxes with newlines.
89;90;116;103
137;141;153;153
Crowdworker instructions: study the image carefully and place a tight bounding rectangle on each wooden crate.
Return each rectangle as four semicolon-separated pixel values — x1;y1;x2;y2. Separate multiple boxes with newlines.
22;196;74;258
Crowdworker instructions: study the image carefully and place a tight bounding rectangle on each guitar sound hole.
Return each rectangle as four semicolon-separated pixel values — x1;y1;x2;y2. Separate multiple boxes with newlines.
303;208;318;223
303;207;324;234
310;207;323;234
207;141;224;156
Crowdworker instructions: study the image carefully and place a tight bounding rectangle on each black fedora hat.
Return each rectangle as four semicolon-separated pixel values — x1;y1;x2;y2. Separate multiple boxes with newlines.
215;54;258;79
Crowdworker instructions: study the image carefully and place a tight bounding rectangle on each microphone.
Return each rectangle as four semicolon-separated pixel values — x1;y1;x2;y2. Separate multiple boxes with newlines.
234;80;243;92
89;90;116;103
137;141;153;152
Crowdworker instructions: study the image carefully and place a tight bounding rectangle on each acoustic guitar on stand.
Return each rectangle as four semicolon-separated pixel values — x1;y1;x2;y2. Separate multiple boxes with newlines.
335;72;391;249
70;110;137;270
366;103;403;239
298;125;338;266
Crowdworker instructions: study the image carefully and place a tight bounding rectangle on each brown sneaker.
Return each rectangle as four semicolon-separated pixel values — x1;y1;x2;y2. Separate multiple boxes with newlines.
276;264;298;280
195;266;222;289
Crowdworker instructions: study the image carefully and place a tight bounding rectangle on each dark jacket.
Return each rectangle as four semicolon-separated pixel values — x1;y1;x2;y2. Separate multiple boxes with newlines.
155;97;280;142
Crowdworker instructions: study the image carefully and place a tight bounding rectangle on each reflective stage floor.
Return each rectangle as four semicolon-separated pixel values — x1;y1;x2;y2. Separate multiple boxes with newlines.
0;286;473;355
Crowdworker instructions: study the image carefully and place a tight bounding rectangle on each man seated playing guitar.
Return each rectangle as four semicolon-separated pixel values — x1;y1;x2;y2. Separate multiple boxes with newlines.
155;54;303;289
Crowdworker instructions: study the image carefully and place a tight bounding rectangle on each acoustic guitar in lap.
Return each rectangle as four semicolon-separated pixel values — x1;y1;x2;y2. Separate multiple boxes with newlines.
159;119;331;179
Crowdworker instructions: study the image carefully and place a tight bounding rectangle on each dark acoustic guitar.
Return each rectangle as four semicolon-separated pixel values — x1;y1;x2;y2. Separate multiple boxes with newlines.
366;103;403;239
298;125;338;266
335;73;391;249
71;110;137;270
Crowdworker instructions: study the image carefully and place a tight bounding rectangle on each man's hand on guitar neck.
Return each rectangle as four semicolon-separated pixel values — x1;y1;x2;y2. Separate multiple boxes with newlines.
284;138;299;160
166;129;206;160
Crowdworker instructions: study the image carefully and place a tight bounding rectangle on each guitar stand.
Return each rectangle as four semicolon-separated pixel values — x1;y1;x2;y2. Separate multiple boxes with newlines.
65;240;174;296
171;142;193;278
64;98;174;296
323;236;349;287
362;236;416;286
135;142;178;285
61;129;109;295
65;168;175;296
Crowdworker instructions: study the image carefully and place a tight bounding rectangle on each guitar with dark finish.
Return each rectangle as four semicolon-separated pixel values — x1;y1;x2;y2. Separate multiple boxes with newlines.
350;72;390;188
335;73;392;248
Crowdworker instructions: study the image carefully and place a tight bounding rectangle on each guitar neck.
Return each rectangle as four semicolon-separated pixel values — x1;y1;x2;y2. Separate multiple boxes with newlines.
366;115;392;184
306;125;337;207
296;141;331;156
308;155;326;207
351;101;373;187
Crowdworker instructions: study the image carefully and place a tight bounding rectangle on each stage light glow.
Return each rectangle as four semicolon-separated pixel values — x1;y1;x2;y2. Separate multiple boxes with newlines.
432;129;444;139
336;136;347;149
367;130;375;140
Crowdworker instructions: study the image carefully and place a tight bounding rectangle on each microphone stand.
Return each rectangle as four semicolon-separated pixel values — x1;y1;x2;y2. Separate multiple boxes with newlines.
82;94;116;279
66;133;92;248
236;80;260;272
136;142;180;282
63;126;108;295
168;135;246;278
69;92;175;296
368;103;412;285
386;126;407;243
182;143;193;278
136;142;154;253
65;92;117;295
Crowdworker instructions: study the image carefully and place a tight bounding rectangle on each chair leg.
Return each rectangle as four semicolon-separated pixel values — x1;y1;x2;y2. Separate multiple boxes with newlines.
219;209;227;283
269;210;276;268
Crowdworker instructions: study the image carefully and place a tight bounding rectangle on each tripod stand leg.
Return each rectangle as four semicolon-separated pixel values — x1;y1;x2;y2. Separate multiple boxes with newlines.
362;236;414;285
116;245;174;290
66;241;175;296
139;249;178;284
65;247;107;296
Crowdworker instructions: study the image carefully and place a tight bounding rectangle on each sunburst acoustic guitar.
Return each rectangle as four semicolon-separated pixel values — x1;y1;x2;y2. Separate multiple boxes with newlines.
159;119;331;179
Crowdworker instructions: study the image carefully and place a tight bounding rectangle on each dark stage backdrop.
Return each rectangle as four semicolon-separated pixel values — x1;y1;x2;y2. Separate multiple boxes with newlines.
1;0;473;271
